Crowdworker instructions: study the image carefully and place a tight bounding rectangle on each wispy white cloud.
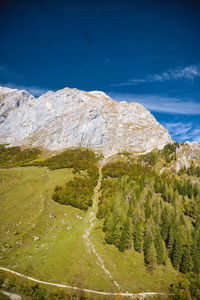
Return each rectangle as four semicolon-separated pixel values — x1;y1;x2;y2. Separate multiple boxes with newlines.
193;134;200;143
163;121;200;143
164;122;192;136
109;92;200;115
1;83;48;97
149;65;200;82
109;64;200;87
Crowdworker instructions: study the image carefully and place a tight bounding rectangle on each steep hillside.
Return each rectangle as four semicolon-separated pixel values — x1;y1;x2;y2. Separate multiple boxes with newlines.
0;146;177;299
0;144;200;299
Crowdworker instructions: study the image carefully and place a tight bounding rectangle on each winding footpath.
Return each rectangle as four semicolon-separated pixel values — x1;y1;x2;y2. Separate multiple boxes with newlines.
0;266;167;298
83;164;123;291
1;290;21;300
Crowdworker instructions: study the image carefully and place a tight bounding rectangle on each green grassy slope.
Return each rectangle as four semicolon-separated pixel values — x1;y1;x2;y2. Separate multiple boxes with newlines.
0;164;177;294
91;225;176;293
0;167;114;292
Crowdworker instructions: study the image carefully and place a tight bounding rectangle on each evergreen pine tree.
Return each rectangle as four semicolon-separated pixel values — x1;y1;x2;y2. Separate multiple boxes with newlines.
168;185;174;203
104;214;115;244
164;182;169;202
172;234;183;270
191;242;200;274
146;242;157;273
154;178;160;193
167;227;175;258
180;246;193;274
127;200;134;218
152;200;159;224
113;221;123;248
144;197;152;220
161;207;170;242
155;230;165;265
118;218;132;252
134;221;143;253
143;229;153;265
191;226;200;274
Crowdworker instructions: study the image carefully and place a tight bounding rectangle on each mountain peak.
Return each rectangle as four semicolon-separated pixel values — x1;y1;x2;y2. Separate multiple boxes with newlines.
0;86;171;156
88;90;111;98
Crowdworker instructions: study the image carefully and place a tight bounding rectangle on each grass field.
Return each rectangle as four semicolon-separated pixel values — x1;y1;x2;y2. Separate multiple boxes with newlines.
0;166;177;295
0;167;116;293
91;223;177;293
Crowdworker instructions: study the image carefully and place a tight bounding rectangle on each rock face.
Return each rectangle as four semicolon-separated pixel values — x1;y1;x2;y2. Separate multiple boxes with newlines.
175;142;200;171
0;86;172;156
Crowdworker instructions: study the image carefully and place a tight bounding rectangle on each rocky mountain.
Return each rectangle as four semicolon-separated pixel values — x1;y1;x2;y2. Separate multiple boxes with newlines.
0;86;172;156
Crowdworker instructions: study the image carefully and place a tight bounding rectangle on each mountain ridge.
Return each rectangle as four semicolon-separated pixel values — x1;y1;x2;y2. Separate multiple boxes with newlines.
0;86;172;156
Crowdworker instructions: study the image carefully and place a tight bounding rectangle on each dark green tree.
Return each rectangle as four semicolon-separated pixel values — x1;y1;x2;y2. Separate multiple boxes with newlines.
172;234;183;270
143;229;153;265
113;221;123;249
144;197;152;220
180;246;193;274
134;221;143;253
161;207;170;242
167;227;175;258
155;230;165;265
104;214;115;244
191;241;200;274
145;242;157;273
118;218;132;252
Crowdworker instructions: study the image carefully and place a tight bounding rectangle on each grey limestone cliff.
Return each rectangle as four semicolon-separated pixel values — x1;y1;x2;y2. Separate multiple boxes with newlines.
0;86;172;156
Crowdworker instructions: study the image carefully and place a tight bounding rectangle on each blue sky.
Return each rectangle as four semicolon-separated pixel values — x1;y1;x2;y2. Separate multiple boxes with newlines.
0;0;200;142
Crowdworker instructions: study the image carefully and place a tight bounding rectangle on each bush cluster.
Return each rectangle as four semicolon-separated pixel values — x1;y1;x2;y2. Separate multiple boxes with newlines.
48;149;99;210
0;145;41;168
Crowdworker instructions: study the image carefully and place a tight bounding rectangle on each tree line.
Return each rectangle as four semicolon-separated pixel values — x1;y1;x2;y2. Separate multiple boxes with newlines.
179;164;200;178
97;157;200;277
0;146;101;211
0;145;41;168
139;142;179;166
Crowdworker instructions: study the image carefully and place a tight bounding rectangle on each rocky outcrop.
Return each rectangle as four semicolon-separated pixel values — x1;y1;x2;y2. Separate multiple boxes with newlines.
175;142;200;171
0;86;172;156
0;87;34;124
